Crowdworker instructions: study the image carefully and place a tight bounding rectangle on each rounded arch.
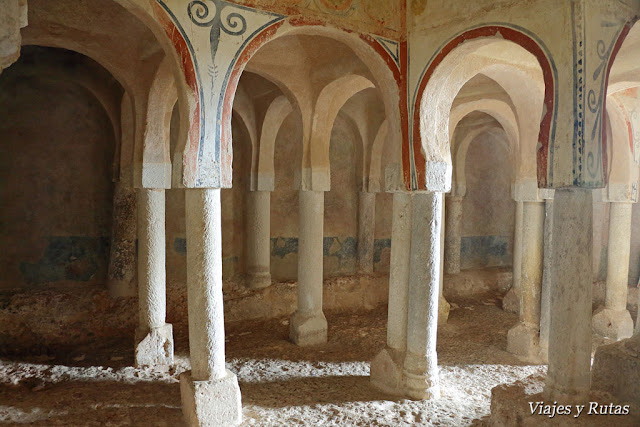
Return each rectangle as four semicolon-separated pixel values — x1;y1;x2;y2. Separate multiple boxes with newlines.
140;55;177;188
449;98;520;155
256;95;293;192
412;25;556;192
453;123;511;198
606;96;638;193
223;19;403;189
308;74;375;190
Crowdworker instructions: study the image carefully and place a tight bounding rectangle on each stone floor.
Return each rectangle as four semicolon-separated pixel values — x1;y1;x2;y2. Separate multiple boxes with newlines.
0;297;559;426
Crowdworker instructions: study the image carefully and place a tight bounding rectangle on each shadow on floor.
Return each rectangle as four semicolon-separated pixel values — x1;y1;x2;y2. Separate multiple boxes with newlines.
239;374;398;409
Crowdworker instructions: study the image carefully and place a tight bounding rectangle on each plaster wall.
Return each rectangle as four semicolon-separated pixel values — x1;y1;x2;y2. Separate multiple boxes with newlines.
460;132;514;270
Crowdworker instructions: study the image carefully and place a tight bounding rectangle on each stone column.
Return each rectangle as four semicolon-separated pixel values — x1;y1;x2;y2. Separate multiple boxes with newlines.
290;190;327;346
370;192;412;395
135;188;173;367
403;192;442;400
539;199;554;361
444;195;463;275
503;201;524;313
439;194;450;324
357;191;376;273
245;190;271;289
107;181;137;298
592;202;634;339
544;188;593;402
180;189;242;426
507;201;544;362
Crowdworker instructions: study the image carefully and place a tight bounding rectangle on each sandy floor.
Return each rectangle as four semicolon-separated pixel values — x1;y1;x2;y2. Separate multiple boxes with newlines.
0;298;555;426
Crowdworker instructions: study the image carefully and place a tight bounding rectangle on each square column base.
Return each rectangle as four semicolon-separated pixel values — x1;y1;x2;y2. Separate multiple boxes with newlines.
289;311;327;346
245;272;271;290
507;323;544;363
592;308;634;340
134;323;174;367
439;296;450;326
592;335;640;404
370;346;405;396
502;288;520;314
180;370;242;427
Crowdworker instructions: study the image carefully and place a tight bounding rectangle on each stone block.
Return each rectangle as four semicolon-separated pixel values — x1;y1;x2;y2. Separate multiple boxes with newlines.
592;308;634;340
370;346;404;396
134;323;174;367
180;370;242;426
289;311;327;346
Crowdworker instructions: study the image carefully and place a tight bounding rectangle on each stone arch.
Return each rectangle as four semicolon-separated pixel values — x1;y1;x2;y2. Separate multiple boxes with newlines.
452;123;511;198
140;56;177;189
256;95;293;192
368;119;389;193
449;98;520;156
223;20;403;190
412;25;556;192
308;74;375;190
606;96;639;200
231;83;259;189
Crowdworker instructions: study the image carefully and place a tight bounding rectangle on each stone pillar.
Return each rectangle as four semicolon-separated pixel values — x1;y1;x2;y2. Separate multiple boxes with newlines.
538;199;553;361
370;192;412;395
592;202;634;340
107;181;137;298
507;201;544;362
544;188;593;402
439;194;450;324
290;190;327;346
503;200;524;313
245;190;271;289
357;191;376;273
180;189;242;426
135;188;173;367
403;192;442;400
444;195;463;275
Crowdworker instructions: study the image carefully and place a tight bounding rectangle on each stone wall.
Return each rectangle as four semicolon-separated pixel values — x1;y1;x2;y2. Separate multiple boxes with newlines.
0;47;119;290
460;132;515;270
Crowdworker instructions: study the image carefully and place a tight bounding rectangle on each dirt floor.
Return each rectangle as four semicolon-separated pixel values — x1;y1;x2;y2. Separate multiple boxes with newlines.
0;297;550;426
0;297;636;426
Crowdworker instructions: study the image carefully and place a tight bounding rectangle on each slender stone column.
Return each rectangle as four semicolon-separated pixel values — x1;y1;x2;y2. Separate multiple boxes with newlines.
544;188;593;402
135;188;173;367
357;191;376;273
503;201;524;313
246;190;272;289
507;201;544;362
444;195;463;275
403;192;442;400
593;202;634;339
290;190;327;346
107;181;137;298
371;193;412;395
539;199;554;361
439;194;450;324
180;189;242;426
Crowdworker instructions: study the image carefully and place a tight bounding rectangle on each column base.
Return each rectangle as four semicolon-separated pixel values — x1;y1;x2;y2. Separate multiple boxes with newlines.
507;323;543;363
592;307;634;340
245;272;271;290
180;370;242;427
402;351;440;400
134;323;174;367
502;288;520;314
439;296;450;326
289;311;328;346
592;335;640;404
370;346;405;396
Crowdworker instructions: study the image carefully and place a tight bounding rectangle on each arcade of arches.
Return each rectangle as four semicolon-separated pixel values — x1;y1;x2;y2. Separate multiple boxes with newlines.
1;0;639;425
